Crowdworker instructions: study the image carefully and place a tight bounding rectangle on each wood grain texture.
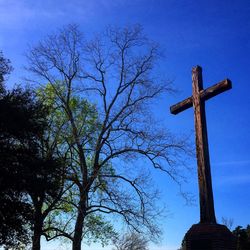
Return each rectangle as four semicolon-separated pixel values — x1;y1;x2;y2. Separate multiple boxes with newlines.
192;66;216;223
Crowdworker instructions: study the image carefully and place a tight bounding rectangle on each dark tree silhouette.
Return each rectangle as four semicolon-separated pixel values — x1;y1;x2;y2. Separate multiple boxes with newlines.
0;53;32;248
0;87;43;248
232;225;250;250
0;52;65;250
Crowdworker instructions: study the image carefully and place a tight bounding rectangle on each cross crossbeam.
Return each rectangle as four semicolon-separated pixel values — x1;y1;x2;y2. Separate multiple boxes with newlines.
170;78;232;115
170;66;232;223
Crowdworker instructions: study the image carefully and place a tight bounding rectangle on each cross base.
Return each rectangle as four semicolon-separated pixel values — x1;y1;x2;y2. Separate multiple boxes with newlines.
182;223;236;250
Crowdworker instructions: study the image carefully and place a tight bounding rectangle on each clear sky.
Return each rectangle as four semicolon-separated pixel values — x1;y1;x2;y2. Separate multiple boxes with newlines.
1;0;250;250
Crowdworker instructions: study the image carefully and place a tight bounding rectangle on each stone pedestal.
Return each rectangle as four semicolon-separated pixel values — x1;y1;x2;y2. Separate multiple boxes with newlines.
182;223;236;250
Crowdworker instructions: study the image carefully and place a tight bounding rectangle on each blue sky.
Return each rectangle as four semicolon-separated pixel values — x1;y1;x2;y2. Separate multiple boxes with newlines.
1;0;250;249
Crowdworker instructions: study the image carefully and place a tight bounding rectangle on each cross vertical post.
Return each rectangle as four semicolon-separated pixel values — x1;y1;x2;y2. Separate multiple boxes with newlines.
170;66;232;224
192;66;216;223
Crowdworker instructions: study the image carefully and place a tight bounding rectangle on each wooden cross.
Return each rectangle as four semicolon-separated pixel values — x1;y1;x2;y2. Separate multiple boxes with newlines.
170;66;232;223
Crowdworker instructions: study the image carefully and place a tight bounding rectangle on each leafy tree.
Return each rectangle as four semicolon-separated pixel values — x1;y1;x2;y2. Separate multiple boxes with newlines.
0;87;43;248
0;87;66;250
0;53;32;248
26;24;190;250
232;225;250;250
0;53;66;250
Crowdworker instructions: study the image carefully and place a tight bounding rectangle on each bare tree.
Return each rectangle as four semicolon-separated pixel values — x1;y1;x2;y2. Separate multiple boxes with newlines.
26;24;190;250
112;232;149;250
221;217;234;230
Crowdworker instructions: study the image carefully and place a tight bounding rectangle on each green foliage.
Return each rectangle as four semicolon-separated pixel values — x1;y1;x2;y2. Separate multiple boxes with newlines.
84;214;118;247
37;82;100;152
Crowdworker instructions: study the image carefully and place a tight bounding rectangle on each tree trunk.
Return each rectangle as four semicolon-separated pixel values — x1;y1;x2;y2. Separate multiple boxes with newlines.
72;201;87;250
31;197;44;250
32;214;43;250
